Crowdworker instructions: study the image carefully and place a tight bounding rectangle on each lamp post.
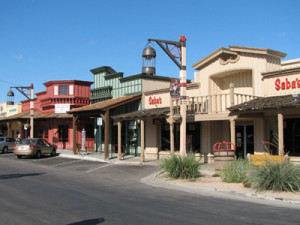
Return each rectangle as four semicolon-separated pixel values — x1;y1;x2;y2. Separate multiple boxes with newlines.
143;36;187;156
7;83;34;138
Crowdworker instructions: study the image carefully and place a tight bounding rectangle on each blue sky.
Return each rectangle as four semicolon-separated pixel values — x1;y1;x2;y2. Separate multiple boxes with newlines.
1;0;300;104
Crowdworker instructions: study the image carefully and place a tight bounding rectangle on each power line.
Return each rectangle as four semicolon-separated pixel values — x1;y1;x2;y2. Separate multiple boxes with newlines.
0;79;22;86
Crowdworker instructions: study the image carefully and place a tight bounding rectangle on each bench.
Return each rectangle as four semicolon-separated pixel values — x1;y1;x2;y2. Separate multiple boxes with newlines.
247;152;289;166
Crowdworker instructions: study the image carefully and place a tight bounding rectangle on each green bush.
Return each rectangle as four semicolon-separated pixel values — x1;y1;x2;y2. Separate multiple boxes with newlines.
160;154;201;179
246;162;300;192
220;158;251;183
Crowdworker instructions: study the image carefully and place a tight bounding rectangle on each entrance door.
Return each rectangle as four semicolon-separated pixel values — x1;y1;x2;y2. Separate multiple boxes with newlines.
236;125;254;158
284;119;300;156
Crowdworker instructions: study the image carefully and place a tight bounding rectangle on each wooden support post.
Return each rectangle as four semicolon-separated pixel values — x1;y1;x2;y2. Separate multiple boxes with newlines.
104;110;110;160
6;122;11;138
170;96;174;153
17;121;23;138
278;113;284;156
230;118;236;147
72;115;79;154
118;121;122;160
141;119;145;162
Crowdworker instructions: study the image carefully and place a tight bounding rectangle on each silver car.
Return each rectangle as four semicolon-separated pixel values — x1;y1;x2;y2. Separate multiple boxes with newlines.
14;138;56;159
0;137;15;153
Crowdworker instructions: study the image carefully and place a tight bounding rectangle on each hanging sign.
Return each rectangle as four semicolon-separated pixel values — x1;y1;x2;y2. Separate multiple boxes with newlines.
97;118;103;126
55;104;70;113
170;78;180;98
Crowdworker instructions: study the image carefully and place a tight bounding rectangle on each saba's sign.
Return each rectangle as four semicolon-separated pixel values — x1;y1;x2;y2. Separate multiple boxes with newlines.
275;78;300;90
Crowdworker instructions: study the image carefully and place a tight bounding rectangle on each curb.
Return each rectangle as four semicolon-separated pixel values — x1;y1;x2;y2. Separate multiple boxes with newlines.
141;172;300;207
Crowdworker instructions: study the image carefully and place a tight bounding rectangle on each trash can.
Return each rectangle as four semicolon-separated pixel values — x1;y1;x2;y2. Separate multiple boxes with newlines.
213;141;236;174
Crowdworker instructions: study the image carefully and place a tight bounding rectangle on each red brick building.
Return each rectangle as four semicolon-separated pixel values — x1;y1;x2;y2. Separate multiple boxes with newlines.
0;80;94;150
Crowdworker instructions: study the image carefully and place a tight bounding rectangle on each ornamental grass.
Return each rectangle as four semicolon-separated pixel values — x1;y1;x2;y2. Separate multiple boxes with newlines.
220;158;252;183
159;154;201;179
246;162;300;192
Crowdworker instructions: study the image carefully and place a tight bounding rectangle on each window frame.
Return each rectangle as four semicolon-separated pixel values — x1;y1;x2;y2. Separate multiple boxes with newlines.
59;85;68;95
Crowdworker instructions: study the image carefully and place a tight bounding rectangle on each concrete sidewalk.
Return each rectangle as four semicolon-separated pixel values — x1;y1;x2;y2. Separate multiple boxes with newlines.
56;149;159;166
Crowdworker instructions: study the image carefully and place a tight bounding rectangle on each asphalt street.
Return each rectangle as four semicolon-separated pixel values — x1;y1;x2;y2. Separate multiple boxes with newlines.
0;153;299;225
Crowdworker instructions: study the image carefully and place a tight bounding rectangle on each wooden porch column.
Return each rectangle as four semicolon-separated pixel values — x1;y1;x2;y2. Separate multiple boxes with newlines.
72;115;79;154
118;121;122;160
170;123;174;154
170;96;174;153
230;118;236;147
278;113;284;156
17;121;23;138
104;109;110;160
6;122;11;138
141;119;145;162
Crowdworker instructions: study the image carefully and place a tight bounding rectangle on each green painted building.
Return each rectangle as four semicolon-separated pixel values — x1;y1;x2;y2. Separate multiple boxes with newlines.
90;66;172;156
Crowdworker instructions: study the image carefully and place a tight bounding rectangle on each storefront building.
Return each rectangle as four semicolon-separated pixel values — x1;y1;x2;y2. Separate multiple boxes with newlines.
230;57;300;162
113;45;300;163
68;66;173;159
0;102;22;137
0;80;93;150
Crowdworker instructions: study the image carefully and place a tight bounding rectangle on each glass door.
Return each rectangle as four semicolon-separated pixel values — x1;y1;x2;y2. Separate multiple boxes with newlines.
236;125;254;158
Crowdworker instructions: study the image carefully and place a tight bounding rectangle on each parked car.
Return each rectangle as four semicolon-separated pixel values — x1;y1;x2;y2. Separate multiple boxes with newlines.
14;138;56;159
0;137;15;153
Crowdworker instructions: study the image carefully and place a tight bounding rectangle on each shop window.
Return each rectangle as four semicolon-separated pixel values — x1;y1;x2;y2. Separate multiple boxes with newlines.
161;123;200;153
59;85;68;95
38;129;43;138
44;128;48;139
38;127;49;139
85;125;94;138
58;125;68;142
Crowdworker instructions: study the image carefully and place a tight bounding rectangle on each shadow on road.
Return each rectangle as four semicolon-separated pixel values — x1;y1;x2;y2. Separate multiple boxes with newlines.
66;218;105;225
0;173;45;179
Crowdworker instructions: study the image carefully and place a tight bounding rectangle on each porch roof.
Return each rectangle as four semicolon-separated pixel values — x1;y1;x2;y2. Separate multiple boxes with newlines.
112;107;170;121
67;94;142;115
0;111;72;122
229;94;300;113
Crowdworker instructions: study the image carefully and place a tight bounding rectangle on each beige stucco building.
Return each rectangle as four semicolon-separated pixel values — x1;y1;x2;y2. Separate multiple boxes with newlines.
113;46;300;163
0;102;22;137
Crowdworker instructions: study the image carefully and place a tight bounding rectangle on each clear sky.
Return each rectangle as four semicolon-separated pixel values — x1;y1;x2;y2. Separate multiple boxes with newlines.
1;0;300;104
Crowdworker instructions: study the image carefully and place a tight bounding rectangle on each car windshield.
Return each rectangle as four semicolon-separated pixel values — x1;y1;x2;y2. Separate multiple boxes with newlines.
0;137;4;142
20;139;36;145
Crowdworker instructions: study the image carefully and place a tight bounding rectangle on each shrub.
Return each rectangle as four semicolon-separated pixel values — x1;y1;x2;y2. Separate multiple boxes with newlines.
160;154;201;179
246;162;300;192
220;158;251;183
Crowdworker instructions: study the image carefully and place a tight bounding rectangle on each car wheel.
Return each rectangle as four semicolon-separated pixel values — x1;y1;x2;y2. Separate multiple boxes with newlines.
3;147;8;154
36;150;41;159
51;149;56;157
17;155;22;159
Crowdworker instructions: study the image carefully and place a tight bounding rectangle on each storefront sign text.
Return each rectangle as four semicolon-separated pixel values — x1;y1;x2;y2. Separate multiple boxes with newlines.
149;97;162;105
275;78;300;90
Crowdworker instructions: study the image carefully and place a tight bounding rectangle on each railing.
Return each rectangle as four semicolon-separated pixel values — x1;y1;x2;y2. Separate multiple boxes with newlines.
172;93;257;114
90;87;112;100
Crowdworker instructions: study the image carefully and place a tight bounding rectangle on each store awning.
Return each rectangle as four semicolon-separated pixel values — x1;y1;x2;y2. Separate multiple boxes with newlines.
67;94;141;116
229;94;300;115
112;107;170;121
0;111;72;122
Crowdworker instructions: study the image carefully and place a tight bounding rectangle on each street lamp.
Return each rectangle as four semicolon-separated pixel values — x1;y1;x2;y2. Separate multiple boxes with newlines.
7;83;34;138
143;36;187;156
142;43;156;75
